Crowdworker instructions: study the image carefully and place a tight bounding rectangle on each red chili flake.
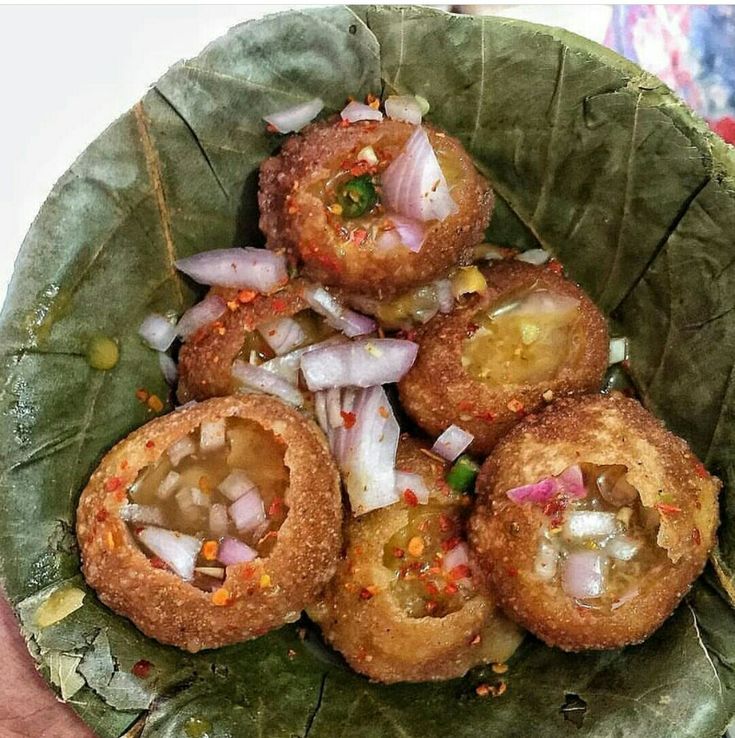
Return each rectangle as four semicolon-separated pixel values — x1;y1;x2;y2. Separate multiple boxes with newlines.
425;581;440;596
265;123;278;133
341;410;357;429
135;388;149;403
403;489;419;507
449;564;472;581
694;461;708;479
458;400;475;412
150;556;167;570
392;547;405;559
378;406;389;419
692;527;702;545
445;582;459;595
351;228;368;247
476;683;491;698
104;477;123;492
656;502;682;516
359;587;376;600
271;298;287;313
399;328;418;342
349;161;372;177
507;398;525;414
237;289;257;304
338;119;351;128
441;536;461;553
505;566;519;578
268;497;285;518
119;459;129;471
475;410;497;422
241;564;256;580
543;496;568;527
546;259;564;275
438;514;454;532
466;322;480;337
95;510;108;523
145;440;155;449
132;659;152;679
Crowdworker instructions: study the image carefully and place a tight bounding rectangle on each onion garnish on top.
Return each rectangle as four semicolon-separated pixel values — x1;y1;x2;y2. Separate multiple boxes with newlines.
263;97;323;133
381;127;458;222
175;248;288;292
431;425;474;462
300;338;418;391
340;100;383;123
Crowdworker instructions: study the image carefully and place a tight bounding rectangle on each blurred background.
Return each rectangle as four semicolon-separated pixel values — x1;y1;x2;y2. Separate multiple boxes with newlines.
1;3;734;307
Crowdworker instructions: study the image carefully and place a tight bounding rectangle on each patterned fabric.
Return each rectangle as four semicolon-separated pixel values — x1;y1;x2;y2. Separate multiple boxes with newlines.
605;5;735;144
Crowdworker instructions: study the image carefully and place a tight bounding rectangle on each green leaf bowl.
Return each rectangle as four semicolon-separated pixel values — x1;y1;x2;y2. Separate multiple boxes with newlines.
2;6;735;737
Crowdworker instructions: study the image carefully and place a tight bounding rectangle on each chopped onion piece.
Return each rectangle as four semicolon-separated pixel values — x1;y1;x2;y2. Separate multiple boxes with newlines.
394;470;430;504
381;126;458;222
302;285;377;338
340;100;383;122
176;488;209;517
605;534;640;561
534;539;559;582
608;337;629;365
168;436;196;467
441;541;470;572
558;465;586;499
137;527;201;580
209;503;229;537
158;352;178;385
157;471;181;500
258;317;307;356
392;215;426;253
175;295;227;340
263;97;323;133
561;551;607;600
120;504;165;526
260;335;346;385
175;248;288;292
516;248;551;265
612;587;640;610
357;145;379;165
507;478;557;505
562;511;618;542
218;470;257;501
510;291;579;318
139;313;177;351
300;338;418;391
431;425;474;462
218;536;258;565
229;489;266;532
434;279;454;313
337;386;400;515
385;95;423;124
200;419;226;452
195;566;225;580
232;359;304;406
326;387;343;428
314;391;329;434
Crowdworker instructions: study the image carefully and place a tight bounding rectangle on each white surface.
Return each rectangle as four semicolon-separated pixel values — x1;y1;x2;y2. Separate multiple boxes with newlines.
0;4;610;310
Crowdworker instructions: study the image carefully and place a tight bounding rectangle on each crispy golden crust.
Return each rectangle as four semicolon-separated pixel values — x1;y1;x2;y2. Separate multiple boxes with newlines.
258;118;493;298
398;261;609;455
469;394;721;651
177;282;310;403
309;437;523;682
76;395;342;652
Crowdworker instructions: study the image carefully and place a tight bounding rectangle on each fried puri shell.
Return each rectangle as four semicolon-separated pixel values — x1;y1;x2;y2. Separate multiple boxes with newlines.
398;261;609;455
309;437;523;682
469;394;720;651
258;118;493;298
177;281;310;403
76;395;342;652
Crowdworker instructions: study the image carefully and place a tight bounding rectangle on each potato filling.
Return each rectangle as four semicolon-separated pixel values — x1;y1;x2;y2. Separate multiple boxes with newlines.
383;507;475;618
531;463;667;610
125;418;289;590
462;286;585;385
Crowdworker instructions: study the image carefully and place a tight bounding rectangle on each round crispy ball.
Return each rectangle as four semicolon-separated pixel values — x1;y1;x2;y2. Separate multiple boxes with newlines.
177;281;311;403
76;395;342;652
469;393;720;651
258;118;493;298
309;437;523;683
398;260;609;455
